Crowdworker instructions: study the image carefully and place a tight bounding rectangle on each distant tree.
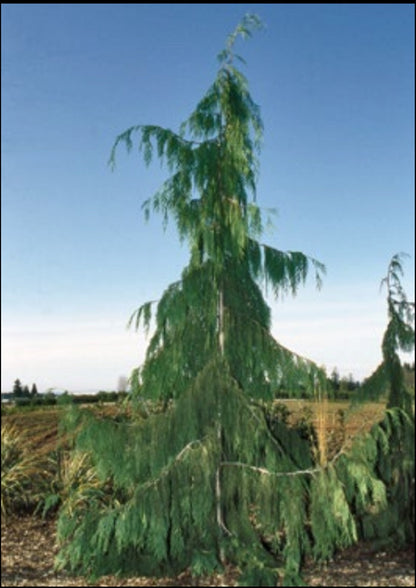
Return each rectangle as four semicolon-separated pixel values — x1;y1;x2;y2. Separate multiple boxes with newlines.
30;383;38;397
347;373;360;391
43;390;56;405
21;385;31;398
12;379;23;397
330;367;340;392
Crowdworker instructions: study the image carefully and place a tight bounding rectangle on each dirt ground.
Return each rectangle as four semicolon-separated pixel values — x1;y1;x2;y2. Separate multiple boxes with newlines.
1;516;414;587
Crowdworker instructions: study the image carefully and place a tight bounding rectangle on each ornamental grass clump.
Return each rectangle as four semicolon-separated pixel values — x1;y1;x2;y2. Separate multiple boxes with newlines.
1;424;51;517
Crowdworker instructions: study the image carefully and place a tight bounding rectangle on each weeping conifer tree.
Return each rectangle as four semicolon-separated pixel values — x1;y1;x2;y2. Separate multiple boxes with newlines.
352;253;415;547
112;15;326;405
56;17;413;586
360;253;414;409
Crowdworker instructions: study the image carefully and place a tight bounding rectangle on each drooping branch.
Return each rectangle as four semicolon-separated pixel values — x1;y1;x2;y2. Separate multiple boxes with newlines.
220;461;320;477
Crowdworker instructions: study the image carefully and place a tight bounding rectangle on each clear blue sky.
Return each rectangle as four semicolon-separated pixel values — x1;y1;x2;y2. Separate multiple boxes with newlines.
2;4;414;392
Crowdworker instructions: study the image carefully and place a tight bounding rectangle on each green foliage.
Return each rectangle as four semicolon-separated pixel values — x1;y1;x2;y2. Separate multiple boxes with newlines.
335;407;414;549
359;253;414;409
56;357;318;582
357;408;415;546
130;258;325;403
56;386;415;583
309;466;357;561
111;11;325;403
238;559;282;587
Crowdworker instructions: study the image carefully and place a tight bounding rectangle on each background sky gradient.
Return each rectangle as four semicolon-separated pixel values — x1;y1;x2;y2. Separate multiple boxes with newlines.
2;4;414;392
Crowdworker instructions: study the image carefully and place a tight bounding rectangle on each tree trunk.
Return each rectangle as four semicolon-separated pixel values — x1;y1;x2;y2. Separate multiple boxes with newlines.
216;285;229;561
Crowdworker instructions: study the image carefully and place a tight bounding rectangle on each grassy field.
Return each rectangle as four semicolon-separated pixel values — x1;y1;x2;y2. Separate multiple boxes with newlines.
1;398;387;464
